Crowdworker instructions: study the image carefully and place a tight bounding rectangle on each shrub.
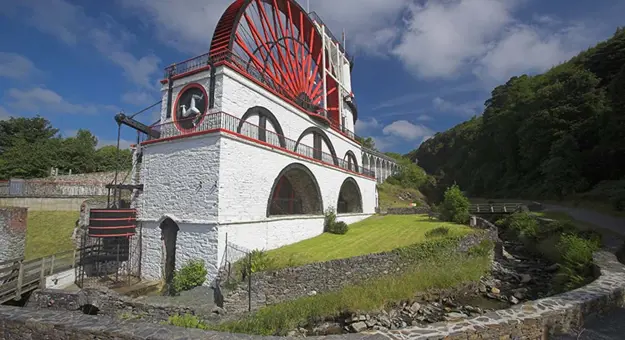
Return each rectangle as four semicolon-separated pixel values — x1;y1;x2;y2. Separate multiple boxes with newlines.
439;184;470;224
327;220;349;235
172;259;208;294
323;207;349;235
324;207;337;232
555;233;600;289
250;249;276;273
467;239;494;257
499;212;540;240
167;314;209;330
425;226;449;238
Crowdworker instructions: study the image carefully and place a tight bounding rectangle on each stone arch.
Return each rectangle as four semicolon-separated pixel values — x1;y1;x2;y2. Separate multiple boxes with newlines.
237;106;286;148
337;177;363;213
294;127;339;165
266;163;323;216
376;158;382;182
159;217;180;296
344;150;359;171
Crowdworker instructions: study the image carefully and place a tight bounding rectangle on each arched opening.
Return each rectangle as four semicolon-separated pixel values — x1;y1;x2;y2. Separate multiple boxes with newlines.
237;106;287;148
337;177;363;213
159;218;179;296
267;163;323;216
344;150;359;172
294;127;339;165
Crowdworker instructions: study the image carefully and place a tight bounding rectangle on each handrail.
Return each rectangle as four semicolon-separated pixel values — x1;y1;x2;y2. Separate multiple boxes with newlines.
148;111;375;178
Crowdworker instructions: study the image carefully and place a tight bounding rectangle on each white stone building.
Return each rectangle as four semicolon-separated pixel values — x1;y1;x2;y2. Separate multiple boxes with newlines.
126;0;400;285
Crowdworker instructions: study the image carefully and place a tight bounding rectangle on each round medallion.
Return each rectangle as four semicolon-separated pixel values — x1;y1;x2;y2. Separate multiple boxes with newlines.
173;84;208;132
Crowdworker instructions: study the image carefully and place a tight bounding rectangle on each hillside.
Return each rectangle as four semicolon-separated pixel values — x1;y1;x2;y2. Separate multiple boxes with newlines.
410;27;625;209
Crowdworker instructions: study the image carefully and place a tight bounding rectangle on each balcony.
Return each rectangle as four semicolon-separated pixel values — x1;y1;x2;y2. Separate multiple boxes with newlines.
146;112;375;179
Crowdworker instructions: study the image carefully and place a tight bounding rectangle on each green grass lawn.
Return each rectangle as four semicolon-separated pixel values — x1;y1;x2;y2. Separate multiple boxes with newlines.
25;211;79;260
264;214;473;270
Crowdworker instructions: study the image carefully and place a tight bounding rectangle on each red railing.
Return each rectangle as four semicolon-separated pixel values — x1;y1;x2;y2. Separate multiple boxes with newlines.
148;112;375;179
161;51;361;144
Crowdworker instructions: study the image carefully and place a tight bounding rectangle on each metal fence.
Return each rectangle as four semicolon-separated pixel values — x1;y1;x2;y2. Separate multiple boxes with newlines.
152;111;375;178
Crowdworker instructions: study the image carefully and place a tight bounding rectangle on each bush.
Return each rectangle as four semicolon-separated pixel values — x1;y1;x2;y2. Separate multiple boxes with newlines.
249;250;276;273
167;314;209;330
327;220;349;235
172;259;208;294
439;184;470;224
324;207;337;232
555;233;600;289
425;226;449;238
323;207;349;235
498;212;540;240
468;239;494;257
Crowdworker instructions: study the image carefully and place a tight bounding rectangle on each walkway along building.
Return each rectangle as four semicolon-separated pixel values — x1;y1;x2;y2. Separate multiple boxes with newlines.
125;0;399;284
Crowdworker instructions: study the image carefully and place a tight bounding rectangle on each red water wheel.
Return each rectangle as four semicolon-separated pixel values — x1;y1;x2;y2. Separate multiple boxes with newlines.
210;0;340;125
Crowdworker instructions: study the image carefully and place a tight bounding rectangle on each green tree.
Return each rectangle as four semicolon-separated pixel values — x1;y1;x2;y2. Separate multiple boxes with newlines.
440;184;470;224
95;145;133;172
356;136;377;150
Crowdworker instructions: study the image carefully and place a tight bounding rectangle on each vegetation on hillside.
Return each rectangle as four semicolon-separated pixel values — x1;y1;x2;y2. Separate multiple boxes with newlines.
410;28;625;209
0;116;132;179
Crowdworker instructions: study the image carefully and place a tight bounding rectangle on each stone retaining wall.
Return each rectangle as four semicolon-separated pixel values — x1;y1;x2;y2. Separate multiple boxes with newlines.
0;207;28;262
220;228;498;315
2;250;625;339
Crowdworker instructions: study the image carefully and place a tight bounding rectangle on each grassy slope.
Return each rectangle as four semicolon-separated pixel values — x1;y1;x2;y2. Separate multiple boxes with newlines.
265;214;472;269
213;253;490;335
377;182;426;210
25;211;79;260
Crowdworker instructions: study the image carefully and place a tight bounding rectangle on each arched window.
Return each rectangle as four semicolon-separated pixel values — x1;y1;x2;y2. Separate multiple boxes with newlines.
337;177;363;213
267;163;323;216
236;106;286;148
294;127;338;165
344;150;359;171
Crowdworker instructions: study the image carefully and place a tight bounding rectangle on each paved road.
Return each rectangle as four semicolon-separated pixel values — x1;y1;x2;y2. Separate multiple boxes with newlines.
543;204;625;251
543;205;625;339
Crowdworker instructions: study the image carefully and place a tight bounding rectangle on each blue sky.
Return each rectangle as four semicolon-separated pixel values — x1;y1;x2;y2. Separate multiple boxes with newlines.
0;0;623;154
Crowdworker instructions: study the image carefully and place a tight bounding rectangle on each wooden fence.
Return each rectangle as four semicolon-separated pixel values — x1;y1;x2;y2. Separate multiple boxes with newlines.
0;249;79;304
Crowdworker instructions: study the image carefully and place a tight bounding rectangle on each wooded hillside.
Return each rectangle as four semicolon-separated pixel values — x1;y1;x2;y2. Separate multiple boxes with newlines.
410;28;625;205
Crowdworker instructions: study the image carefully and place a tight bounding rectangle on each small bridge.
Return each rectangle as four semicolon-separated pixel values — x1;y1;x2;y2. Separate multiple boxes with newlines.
469;203;525;215
0;249;77;304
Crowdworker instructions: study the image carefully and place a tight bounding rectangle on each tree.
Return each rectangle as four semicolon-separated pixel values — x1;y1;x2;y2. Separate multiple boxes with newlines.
440;184;470;224
356;136;377;150
95;145;132;172
58;129;98;174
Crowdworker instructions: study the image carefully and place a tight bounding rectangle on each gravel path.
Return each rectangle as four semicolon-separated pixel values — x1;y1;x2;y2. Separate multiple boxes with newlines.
543;205;625;339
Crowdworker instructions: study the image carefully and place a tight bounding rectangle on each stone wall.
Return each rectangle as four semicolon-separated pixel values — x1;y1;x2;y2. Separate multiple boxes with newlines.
0;207;28;262
0;172;129;198
3;250;625;339
220;228;498;315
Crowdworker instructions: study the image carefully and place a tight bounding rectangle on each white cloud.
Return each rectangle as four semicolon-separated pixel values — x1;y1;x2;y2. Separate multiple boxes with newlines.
391;0;599;83
0;53;42;79
355;117;381;134
6;87;99;115
433;97;482;116
382;120;434;141
118;0;409;56
1;0;160;88
473;22;595;84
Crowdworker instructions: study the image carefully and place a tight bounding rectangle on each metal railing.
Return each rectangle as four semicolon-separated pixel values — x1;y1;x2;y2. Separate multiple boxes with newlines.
151;112;375;178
